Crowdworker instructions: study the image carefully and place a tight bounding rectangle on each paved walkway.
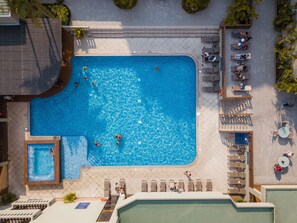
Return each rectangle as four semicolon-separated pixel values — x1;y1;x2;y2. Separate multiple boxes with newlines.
66;0;232;27
250;0;297;184
8;36;229;198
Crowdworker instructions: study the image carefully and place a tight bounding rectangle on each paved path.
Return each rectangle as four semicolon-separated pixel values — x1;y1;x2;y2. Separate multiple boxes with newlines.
66;0;232;27
251;0;297;185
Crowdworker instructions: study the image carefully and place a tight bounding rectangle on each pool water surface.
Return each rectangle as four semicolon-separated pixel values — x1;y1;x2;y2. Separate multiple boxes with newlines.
31;56;196;178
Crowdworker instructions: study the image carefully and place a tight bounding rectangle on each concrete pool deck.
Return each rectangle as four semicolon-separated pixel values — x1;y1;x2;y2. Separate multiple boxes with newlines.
6;0;297;200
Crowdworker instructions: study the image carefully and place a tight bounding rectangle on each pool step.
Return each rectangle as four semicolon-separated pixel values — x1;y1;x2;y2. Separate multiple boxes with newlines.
88;26;219;38
220;98;253;115
219;114;253;132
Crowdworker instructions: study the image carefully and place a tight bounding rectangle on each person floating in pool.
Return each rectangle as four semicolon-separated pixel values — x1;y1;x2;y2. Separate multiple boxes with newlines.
155;65;159;72
82;66;88;70
115;134;123;140
74;82;79;87
84;76;88;80
91;81;96;86
49;148;54;156
115;134;123;146
94;141;101;147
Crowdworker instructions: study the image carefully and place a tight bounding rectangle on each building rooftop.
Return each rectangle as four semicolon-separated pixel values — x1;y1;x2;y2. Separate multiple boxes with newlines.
0;18;61;95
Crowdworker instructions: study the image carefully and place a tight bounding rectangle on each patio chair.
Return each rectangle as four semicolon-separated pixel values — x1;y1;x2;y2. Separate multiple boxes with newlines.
231;73;250;81
160;180;167;192
228;188;246;195
228;155;246;162
141;180;148;192
270;129;278;138
206;179;213;191
188;180;195;192
151;180;157;192
227;172;246;179
202;67;219;74
288;132;294;139
169;179;176;192
178;179;185;192
228;162;246;169
232;85;252;92
202;75;220;82
104;179;111;197
202;85;220;93
196;179;203;191
281;121;289;126
227;179;246;186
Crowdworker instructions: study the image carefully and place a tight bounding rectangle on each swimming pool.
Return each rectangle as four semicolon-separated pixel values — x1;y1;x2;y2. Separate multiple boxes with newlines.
31;56;196;178
27;144;55;182
118;199;274;223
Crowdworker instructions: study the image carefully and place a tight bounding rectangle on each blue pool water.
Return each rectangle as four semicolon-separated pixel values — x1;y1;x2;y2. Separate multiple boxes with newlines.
28;144;55;182
31;56;196;179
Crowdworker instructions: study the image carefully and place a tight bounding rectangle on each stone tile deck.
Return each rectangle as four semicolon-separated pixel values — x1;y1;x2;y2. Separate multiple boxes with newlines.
8;37;229;198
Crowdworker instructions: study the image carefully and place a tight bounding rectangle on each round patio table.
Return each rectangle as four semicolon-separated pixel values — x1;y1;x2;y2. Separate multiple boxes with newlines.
278;126;290;138
278;156;290;168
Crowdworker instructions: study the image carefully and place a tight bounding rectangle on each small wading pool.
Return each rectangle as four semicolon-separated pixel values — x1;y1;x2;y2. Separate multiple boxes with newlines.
24;140;60;185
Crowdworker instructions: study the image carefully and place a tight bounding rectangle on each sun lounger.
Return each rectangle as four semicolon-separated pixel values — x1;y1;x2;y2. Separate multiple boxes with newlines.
228;145;245;154
201;36;219;43
202;85;220;93
231;65;250;72
202;67;219;74
231;73;250;81
203;75;220;82
231;53;251;61
0;209;42;221
228;162;246;169
227;172;246;179
169;179;176;192
188;180;195;192
119;178;126;194
203;46;220;54
228;188;246;195
232;85;252;92
228;179;246;186
160;180;167;192
178;179;185;192
141;180;148;192
104;179;111;197
228;155;246;162
151;180;157;192
195;179;202;191
206;179;213;191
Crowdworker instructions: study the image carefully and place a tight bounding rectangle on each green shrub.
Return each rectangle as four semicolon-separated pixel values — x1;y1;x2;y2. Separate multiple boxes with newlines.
224;0;262;25
63;192;77;203
182;0;210;14
47;4;71;25
114;0;137;9
72;28;88;39
1;192;17;204
234;197;245;202
273;0;295;32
